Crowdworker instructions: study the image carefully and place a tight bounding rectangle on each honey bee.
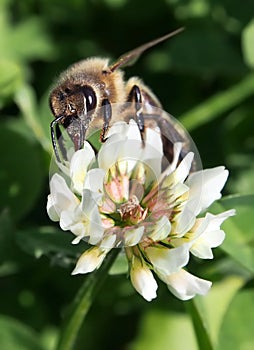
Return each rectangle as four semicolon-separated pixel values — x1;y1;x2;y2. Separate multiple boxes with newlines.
49;28;195;166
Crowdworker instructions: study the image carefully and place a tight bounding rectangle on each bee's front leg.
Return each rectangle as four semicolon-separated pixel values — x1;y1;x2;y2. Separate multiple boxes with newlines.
100;98;112;142
51;116;68;162
127;85;144;134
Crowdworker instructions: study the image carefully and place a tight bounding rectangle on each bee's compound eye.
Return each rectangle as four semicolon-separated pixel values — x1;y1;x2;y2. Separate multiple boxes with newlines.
81;86;97;112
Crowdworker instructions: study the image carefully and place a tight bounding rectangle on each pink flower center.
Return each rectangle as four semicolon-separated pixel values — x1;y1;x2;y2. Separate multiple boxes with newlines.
119;195;148;225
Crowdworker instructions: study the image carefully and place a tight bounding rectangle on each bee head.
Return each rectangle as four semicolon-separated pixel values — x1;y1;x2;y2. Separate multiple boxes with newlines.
49;83;97;125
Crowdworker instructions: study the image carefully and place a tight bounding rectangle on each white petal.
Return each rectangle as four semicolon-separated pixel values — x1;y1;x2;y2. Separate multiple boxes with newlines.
107;119;141;141
174;206;196;236
46;194;59;221
98;120;142;172
164;269;212;300
84;168;105;192
98;138;121;172
60;208;82;232
171;143;183;169
84;169;105;205
58;189;104;245
174;152;194;183
70;142;95;194
82;190;104;245
200;228;225;249
159;152;194;195
171;182;189;201
130;256;158;301
49;173;79;217
100;140;141;174
126;119;143;140
204;209;236;232
190;232;224;259
145;127;163;155
149;216;171;241
146;245;189;275
59;206;88;244
141;156;162;183
174;168;230;236
102;120;158;177
190;210;235;259
72;235;84;245
186;166;229;215
124;226;145;246
163;142;183;176
106;120;129;139
141;127;163;179
120;141;143;173
72;247;109;274
99;234;117;249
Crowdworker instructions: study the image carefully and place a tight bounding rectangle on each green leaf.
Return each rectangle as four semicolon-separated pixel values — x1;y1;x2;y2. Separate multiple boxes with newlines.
228;164;254;195
16;226;87;264
169;26;246;75
0;122;45;221
0;59;23;106
0;209;28;277
40;327;58;350
9;17;55;62
179;74;254;131
189;276;246;349
109;252;128;275
38;90;55;150
212;195;254;273
217;288;254;350
15;84;52;154
221;1;254;28
0;210;14;264
56;249;119;350
0;11;55;63
130;309;198;350
242;20;254;68
0;315;45;350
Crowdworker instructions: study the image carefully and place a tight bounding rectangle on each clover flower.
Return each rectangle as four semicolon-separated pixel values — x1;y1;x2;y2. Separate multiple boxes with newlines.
47;120;235;301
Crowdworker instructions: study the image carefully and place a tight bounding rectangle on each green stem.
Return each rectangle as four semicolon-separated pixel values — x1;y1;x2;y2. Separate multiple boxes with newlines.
56;249;119;350
186;299;214;350
179;73;254;131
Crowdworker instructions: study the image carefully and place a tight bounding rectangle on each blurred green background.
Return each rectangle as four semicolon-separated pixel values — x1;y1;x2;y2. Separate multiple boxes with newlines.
0;0;254;349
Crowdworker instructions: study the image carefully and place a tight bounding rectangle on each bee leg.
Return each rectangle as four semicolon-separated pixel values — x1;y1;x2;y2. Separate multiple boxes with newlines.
100;99;112;142
56;123;68;160
50;116;67;162
79;120;85;149
128;85;144;134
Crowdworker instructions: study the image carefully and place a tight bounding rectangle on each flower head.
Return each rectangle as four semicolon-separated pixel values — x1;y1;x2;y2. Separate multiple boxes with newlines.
47;119;235;301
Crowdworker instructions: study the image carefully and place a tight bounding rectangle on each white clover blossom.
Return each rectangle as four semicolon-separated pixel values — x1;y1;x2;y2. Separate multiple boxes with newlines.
47;119;235;301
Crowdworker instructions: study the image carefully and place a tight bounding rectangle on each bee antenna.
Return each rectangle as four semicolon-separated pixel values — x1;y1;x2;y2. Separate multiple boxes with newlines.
107;27;185;73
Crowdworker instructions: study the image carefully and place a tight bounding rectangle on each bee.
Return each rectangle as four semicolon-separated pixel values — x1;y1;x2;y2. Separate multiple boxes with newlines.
49;28;195;167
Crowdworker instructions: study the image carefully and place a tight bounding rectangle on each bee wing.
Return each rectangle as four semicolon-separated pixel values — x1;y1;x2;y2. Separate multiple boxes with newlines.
107;27;184;73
